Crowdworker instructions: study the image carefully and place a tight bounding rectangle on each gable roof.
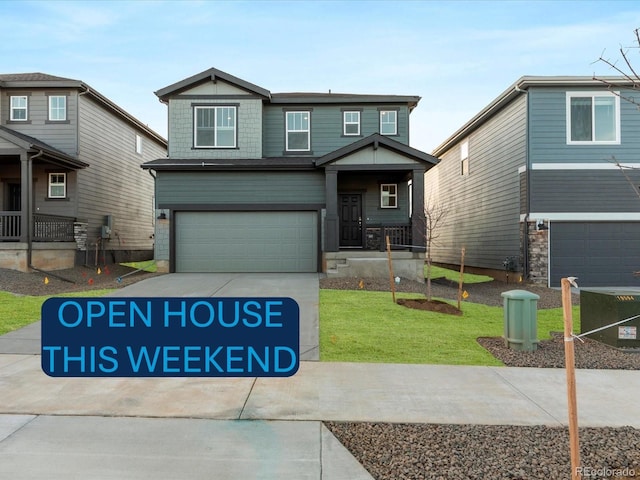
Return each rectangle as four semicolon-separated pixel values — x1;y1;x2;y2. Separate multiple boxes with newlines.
316;133;439;167
155;67;272;100
0;125;89;169
0;72;166;148
432;75;637;157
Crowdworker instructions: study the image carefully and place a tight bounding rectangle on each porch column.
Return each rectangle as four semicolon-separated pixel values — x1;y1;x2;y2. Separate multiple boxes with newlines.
411;167;425;252
325;168;339;252
19;153;32;244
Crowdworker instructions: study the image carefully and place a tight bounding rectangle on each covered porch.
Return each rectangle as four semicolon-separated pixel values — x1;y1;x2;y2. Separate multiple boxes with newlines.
317;134;439;282
0;126;88;271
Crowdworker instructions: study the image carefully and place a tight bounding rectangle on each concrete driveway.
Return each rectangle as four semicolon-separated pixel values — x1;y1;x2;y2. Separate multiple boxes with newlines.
110;273;319;361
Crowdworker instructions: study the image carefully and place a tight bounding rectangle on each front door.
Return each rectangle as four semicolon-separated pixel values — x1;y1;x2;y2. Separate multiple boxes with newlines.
8;183;21;211
339;194;362;247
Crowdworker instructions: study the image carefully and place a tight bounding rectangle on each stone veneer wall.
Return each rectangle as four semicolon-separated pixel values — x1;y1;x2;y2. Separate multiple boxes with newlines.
527;220;548;284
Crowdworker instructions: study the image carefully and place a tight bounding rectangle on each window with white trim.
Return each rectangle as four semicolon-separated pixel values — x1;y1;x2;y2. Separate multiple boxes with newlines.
566;92;620;144
48;173;66;198
380;184;397;208
10;96;28;121
380;110;397;135
48;95;66;121
343;111;360;136
135;134;143;154
460;139;469;175
194;106;236;148
286;111;310;151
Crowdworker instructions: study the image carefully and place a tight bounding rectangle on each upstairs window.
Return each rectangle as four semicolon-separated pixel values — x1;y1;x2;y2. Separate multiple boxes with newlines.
10;96;28;121
380;183;397;208
48;173;66;198
286;111;310;151
194;106;236;148
460;139;469;175
343;111;360;136
567;92;620;144
135;134;143;154
380;110;397;135
48;95;67;121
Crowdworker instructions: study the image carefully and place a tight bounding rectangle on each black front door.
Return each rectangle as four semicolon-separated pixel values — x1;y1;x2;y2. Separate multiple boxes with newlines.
8;183;21;211
339;194;362;247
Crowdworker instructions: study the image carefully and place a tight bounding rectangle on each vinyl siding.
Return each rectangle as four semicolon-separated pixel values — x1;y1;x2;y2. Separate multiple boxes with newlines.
262;104;410;157
1;90;78;155
528;86;640;165
425;95;527;270
77;95;166;251
156;171;326;205
338;173;410;225
32;166;79;217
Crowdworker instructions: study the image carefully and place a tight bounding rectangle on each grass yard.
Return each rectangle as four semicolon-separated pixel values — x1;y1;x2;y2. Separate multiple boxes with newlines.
0;289;114;335
120;260;158;273
320;289;580;366
427;265;493;284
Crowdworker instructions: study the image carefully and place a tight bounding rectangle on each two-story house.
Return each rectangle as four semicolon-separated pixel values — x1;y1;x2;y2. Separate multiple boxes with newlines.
425;76;640;287
0;73;167;272
142;67;439;280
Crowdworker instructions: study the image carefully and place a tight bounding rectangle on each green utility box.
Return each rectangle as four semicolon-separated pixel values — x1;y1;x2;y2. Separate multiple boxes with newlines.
580;290;640;349
501;290;540;351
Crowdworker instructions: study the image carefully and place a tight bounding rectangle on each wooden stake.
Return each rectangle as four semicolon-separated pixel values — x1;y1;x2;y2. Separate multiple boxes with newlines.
561;277;581;480
386;235;396;303
457;247;466;310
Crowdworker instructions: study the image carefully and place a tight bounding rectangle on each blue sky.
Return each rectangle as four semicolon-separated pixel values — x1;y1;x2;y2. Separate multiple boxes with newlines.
2;0;640;152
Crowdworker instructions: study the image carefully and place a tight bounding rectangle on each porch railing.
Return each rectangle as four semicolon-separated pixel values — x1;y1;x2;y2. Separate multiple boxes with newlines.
365;224;413;251
0;212;76;242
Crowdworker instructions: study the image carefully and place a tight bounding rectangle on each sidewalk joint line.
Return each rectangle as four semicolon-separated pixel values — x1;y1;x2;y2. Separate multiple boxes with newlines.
238;377;257;419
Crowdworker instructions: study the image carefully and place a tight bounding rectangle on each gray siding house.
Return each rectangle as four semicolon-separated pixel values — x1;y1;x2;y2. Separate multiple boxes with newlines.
0;73;167;272
143;68;438;280
426;76;640;287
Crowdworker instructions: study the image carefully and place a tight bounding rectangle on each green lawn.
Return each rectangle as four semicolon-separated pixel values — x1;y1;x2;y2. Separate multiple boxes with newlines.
0;290;114;335
427;265;494;284
120;260;158;273
320;289;580;366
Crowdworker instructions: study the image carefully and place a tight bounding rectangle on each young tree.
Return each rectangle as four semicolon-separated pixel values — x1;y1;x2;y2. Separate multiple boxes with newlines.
423;200;448;302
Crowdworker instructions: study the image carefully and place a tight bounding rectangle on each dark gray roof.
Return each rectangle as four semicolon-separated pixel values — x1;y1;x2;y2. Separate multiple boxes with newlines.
271;93;421;109
0;125;89;169
0;72;78;82
155;67;272;100
316;133;439;167
142;157;316;171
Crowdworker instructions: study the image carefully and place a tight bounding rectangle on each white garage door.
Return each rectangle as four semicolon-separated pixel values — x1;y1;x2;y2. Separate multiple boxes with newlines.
175;211;318;273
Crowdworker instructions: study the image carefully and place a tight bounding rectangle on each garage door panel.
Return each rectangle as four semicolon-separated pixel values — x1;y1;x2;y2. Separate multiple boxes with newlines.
175;211;317;273
550;222;640;287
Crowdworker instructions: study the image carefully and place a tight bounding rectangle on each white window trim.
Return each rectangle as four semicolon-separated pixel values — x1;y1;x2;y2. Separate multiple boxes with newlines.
380;110;397;136
48;173;66;199
566;91;620;145
48;95;67;121
10;96;28;121
135;134;143;154
343;111;360;136
460;139;469;175
286;111;311;152
380;183;398;209
193;105;237;148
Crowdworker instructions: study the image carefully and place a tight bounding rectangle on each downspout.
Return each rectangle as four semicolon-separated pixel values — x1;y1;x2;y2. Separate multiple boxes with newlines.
27;150;44;270
516;84;531;280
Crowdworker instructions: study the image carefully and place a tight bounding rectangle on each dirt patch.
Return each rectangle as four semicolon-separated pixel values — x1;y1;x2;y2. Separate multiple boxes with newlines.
0;264;160;296
396;297;462;315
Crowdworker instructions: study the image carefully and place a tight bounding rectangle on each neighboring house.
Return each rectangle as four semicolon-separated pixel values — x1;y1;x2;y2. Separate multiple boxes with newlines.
426;76;640;287
142;67;438;280
0;73;167;272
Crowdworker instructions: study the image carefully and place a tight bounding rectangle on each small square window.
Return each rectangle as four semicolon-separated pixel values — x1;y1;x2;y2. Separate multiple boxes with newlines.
380;183;397;208
343;111;360;136
48;173;66;198
566;92;620;144
49;95;66;121
380;110;397;135
10;96;28;121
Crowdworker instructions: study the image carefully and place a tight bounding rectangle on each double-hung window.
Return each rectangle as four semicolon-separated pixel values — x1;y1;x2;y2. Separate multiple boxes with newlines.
566;92;620;144
286;111;310;151
194;106;236;148
343;111;360;136
10;96;28;121
380;184;397;208
49;95;67;121
48;173;66;198
380;110;397;135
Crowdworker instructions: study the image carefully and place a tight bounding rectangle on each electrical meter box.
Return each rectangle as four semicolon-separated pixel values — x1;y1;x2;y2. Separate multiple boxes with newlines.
580;289;640;349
